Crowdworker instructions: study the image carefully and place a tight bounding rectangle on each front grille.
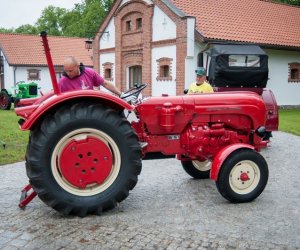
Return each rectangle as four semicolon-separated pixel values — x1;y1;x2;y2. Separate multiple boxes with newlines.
29;85;38;95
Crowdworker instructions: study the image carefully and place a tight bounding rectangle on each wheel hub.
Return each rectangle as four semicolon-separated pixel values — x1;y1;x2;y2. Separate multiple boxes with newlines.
59;136;113;188
229;161;260;193
240;172;250;181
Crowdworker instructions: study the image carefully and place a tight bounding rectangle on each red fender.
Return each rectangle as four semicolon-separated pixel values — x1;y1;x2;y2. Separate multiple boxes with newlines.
210;143;254;181
15;90;134;130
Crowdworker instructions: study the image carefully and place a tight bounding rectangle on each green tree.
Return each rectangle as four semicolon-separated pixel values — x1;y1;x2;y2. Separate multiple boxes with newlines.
36;6;68;36
0;28;14;34
274;0;300;5
15;24;38;35
61;0;113;37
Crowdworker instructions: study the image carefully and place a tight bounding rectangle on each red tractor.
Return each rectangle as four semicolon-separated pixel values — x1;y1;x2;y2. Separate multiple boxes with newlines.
16;32;274;217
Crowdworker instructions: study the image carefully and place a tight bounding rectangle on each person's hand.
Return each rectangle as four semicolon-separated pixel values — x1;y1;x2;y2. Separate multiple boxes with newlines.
120;92;137;104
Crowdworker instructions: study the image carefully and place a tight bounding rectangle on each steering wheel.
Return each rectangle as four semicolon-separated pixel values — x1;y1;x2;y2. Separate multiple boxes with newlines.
121;83;147;99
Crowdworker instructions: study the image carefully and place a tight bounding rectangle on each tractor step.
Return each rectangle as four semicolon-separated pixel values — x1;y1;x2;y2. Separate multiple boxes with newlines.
19;184;37;209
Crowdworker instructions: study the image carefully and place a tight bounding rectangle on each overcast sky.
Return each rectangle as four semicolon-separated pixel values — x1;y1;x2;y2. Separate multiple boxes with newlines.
0;0;82;29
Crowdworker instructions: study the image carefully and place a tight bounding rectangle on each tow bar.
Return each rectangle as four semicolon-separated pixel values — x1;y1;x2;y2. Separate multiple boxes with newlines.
19;184;37;209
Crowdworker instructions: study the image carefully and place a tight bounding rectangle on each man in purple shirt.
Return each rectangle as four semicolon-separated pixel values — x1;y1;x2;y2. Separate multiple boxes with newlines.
59;56;122;96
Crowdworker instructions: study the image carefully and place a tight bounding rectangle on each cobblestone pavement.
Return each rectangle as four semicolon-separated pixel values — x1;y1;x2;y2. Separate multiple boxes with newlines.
0;131;299;249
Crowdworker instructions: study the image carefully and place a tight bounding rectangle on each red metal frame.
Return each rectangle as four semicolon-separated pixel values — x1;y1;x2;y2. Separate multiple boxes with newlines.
40;31;60;95
19;184;37;209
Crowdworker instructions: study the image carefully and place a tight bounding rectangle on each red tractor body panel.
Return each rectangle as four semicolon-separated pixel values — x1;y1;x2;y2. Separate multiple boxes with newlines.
131;91;267;162
136;92;266;135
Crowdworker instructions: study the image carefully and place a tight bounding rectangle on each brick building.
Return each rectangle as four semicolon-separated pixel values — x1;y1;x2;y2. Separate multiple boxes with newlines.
94;0;300;105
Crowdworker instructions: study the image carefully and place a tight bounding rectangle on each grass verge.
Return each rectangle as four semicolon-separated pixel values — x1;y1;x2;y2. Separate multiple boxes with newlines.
0;110;29;165
279;108;300;136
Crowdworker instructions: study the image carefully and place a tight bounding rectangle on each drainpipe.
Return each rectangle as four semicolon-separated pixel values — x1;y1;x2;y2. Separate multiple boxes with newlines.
13;66;17;87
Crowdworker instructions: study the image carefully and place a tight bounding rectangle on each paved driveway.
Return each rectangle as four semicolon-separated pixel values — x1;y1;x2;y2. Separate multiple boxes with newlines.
0;131;299;249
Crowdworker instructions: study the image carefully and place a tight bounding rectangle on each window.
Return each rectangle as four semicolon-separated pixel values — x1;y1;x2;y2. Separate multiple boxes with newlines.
229;55;260;67
126;20;132;32
288;63;300;82
27;69;41;81
105;69;112;79
128;65;142;88
156;57;173;81
136;18;142;29
160;65;170;78
102;62;113;81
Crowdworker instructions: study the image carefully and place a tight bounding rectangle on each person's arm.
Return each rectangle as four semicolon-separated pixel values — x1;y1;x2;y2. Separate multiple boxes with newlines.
101;80;122;96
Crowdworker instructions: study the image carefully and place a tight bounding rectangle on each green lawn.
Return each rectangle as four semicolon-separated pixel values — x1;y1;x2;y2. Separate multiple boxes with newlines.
0;107;299;166
0;110;29;165
279;108;300;136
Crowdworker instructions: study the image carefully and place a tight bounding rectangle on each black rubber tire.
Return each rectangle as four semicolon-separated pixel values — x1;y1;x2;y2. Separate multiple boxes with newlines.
0;91;12;110
216;149;268;203
25;102;142;217
181;160;211;179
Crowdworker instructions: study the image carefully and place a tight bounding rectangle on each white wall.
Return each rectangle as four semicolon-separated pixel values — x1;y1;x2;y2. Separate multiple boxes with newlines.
265;49;300;105
186;17;195;58
151;5;177;96
3;54;14;91
3;63;55;95
152;45;176;96
99;18;115;49
99;53;116;92
152;6;176;41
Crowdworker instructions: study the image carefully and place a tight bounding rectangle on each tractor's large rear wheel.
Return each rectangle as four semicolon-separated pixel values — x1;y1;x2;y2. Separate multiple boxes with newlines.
0;91;12;110
216;149;268;203
25;103;142;217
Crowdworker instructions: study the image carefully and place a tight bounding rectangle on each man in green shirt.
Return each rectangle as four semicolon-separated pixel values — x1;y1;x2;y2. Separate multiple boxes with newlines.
188;67;214;94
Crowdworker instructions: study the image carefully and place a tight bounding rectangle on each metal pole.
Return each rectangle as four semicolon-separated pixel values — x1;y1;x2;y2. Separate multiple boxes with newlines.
40;31;61;95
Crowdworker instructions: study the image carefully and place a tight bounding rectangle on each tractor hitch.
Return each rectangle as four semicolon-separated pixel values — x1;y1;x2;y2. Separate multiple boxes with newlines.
19;184;37;209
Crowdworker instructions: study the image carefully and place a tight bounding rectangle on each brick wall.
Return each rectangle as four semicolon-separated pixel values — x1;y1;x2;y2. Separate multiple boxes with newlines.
97;0;188;96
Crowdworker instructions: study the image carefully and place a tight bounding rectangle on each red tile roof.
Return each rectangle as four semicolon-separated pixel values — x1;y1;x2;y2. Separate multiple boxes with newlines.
0;33;93;66
169;0;300;48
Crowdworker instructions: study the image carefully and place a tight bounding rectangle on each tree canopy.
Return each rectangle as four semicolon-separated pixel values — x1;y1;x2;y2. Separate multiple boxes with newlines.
0;0;113;37
273;0;300;5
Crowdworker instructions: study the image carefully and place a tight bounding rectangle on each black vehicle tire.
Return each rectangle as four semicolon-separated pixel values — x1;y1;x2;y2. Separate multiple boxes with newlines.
216;149;268;203
181;160;211;179
0;91;12;110
25;102;142;217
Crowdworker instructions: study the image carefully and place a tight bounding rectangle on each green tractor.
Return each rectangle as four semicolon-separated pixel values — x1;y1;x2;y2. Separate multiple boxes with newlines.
0;81;38;110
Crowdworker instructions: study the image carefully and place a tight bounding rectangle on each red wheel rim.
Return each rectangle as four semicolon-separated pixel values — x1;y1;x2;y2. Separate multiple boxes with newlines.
59;136;113;188
52;128;121;196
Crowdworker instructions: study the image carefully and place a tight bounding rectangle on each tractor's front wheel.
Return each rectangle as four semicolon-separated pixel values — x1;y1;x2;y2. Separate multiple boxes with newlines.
26;103;142;217
0;91;12;110
216;149;268;203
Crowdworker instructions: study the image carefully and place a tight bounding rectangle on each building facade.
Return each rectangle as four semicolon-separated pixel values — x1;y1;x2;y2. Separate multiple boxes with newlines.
0;33;93;93
94;0;300;105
